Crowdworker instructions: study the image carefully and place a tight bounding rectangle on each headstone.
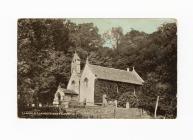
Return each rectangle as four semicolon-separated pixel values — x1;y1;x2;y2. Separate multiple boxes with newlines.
126;102;130;109
32;104;35;107
39;103;42;107
114;100;117;108
102;94;107;106
109;101;112;104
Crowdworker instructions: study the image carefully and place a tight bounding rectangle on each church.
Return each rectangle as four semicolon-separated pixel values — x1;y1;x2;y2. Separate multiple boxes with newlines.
53;52;144;107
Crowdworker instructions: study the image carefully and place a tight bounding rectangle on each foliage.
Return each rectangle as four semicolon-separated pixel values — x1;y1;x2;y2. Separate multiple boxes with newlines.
103;27;123;49
118;92;139;108
94;79;139;104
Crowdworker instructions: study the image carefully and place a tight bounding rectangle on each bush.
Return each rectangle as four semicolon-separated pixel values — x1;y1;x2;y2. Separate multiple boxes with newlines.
118;92;139;108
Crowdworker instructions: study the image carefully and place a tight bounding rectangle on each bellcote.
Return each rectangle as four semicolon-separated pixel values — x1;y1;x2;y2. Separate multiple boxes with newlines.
71;51;81;74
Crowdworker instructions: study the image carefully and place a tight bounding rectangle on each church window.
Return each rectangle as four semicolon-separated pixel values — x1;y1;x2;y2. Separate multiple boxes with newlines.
84;78;88;87
71;80;75;89
57;93;61;104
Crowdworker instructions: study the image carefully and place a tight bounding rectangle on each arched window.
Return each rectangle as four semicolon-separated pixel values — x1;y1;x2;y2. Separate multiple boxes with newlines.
84;78;88;87
57;93;61;105
71;80;75;89
57;93;61;100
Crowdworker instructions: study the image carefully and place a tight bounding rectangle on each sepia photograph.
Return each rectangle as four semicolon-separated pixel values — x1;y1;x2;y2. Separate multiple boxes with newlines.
17;18;177;119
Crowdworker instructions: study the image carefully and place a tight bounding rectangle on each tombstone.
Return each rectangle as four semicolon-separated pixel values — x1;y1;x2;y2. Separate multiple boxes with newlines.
32;104;35;107
126;102;130;109
102;94;107;106
114;100;117;108
108;101;112;104
39;103;42;107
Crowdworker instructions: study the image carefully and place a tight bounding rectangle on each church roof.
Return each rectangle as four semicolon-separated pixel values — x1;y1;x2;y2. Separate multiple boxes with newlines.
88;64;144;85
58;87;78;95
64;89;78;95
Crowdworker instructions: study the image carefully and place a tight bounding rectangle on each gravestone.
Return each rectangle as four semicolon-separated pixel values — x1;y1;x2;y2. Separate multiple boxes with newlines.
126;102;130;109
102;94;107;106
114;100;117;108
39;103;42;107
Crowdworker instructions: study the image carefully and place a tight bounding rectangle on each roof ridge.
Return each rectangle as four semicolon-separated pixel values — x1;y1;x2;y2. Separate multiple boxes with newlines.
87;63;144;85
89;63;131;73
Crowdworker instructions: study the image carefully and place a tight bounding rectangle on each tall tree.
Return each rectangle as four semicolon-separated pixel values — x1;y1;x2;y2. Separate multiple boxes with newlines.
103;27;123;50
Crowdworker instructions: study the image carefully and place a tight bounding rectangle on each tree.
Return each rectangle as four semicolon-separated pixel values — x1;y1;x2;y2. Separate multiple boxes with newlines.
18;19;104;106
111;27;123;50
103;27;123;50
69;23;103;50
18;19;71;106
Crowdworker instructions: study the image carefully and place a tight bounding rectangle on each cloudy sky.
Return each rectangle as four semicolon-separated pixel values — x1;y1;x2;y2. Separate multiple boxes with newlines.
69;18;176;34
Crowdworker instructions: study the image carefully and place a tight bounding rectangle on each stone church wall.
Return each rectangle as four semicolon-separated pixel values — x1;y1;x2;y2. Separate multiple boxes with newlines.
79;64;95;105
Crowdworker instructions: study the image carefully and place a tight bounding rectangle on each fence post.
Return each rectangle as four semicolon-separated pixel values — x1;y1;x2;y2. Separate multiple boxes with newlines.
126;102;130;109
114;108;116;118
154;96;159;119
114;100;117;108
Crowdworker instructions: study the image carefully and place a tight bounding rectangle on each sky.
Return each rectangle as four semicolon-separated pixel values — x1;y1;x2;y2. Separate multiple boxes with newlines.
69;18;176;34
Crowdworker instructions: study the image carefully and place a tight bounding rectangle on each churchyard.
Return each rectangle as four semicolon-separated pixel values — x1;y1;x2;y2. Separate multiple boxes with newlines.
18;102;152;119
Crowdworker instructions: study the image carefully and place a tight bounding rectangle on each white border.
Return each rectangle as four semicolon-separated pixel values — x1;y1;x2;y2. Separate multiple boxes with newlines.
0;0;193;140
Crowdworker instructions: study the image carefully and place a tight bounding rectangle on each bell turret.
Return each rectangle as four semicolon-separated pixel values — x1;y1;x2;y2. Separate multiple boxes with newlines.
71;51;81;74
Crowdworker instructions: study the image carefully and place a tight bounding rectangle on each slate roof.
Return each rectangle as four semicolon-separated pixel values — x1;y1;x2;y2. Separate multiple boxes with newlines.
88;64;144;85
58;88;78;95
